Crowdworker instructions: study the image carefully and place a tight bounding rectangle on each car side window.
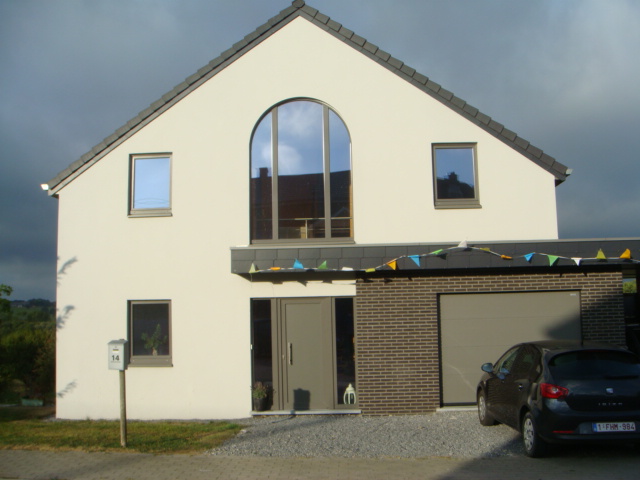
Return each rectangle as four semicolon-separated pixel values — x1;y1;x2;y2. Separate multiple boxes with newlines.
512;346;541;379
495;347;521;375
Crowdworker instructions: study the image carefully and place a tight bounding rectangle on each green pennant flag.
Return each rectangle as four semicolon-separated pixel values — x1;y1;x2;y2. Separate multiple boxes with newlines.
365;268;376;273
317;261;327;270
430;249;443;255
596;249;607;260
249;263;257;274
548;255;559;266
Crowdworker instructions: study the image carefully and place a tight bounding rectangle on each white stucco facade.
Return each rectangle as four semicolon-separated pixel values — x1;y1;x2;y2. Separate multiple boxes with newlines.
53;15;562;420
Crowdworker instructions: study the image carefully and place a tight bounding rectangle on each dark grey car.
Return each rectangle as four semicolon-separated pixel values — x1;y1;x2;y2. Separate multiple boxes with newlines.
476;340;640;457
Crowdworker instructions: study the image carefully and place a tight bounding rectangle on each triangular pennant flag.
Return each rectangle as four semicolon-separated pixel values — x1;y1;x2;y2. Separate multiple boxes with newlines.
249;263;258;274
620;249;632;259
341;267;354;271
430;249;443;255
387;260;397;270
501;255;513;260
572;257;582;265
458;240;468;249
548;255;559;266
596;249;607;260
409;255;421;267
524;253;534;262
269;267;281;271
480;248;491;252
365;268;376;273
293;259;304;269
317;261;327;270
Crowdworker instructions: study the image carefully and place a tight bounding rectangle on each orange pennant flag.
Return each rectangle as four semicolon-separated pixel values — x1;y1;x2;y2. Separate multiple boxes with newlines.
501;255;512;260
620;249;632;259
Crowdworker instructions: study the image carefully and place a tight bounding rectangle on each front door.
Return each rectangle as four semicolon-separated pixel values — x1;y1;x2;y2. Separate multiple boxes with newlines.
279;298;334;410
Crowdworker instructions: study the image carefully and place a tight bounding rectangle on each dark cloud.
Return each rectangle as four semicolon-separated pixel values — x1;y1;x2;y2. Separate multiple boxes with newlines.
1;0;639;299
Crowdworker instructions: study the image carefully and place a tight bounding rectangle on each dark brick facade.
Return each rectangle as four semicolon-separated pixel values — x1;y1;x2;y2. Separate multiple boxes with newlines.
354;269;624;415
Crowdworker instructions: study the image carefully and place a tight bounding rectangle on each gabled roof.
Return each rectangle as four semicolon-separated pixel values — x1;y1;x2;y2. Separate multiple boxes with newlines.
45;0;570;195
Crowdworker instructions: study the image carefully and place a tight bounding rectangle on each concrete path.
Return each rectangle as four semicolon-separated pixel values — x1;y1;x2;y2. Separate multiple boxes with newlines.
2;449;640;480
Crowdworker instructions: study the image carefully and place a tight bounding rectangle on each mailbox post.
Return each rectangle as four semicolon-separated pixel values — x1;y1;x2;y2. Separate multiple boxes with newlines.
108;339;129;447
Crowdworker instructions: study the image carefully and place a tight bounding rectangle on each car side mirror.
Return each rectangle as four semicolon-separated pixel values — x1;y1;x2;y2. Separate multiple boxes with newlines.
481;363;493;373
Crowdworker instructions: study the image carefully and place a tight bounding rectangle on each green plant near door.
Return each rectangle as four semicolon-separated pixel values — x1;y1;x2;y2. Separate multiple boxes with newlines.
141;324;167;356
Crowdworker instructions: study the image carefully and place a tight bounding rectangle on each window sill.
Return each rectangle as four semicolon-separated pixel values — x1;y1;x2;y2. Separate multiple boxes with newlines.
434;203;482;210
128;211;173;218
129;358;173;367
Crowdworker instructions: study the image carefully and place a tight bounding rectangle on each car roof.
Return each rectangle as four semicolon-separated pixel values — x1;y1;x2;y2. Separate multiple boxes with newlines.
522;340;633;356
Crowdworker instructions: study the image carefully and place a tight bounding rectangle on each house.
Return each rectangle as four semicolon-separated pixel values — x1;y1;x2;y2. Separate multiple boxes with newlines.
44;1;640;419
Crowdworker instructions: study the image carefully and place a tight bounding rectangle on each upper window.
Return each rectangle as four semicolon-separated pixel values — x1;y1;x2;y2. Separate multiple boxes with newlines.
250;99;352;242
129;154;171;216
433;144;480;208
128;300;172;367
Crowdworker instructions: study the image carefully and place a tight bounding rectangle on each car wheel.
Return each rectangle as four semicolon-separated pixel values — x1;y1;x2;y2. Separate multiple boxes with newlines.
477;390;496;426
522;412;548;458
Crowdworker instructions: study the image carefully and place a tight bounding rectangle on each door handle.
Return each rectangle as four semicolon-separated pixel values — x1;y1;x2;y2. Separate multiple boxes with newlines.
288;342;293;365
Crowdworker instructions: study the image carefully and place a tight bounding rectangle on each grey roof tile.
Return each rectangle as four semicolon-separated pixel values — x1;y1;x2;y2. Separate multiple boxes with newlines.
501;127;517;141
338;26;354;39
375;49;391;62
514;137;530;149
327;19;341;31
451;96;466;109
351;33;366;47
387;56;403;70
476;112;491;125
315;12;329;24
413;72;428;85
363;41;378;55
463;104;479;117
47;0;570;192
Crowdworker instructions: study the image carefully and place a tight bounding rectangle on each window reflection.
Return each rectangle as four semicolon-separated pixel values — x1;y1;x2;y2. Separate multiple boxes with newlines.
434;147;476;200
335;298;356;405
250;100;352;242
132;156;171;210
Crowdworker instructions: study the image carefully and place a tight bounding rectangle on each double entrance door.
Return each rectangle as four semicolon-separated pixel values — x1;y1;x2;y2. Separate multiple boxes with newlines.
252;297;355;411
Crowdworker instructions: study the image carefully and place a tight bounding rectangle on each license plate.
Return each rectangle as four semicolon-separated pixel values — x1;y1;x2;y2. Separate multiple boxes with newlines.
592;422;636;433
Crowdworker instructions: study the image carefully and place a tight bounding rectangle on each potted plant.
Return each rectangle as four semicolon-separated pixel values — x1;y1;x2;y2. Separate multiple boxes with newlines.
251;381;272;412
141;324;167;356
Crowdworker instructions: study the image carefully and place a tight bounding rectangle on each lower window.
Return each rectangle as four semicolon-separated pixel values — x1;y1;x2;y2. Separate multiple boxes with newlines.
129;300;172;367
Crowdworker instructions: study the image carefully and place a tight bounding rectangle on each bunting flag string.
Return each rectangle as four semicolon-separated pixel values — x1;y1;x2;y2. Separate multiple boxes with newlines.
246;243;638;274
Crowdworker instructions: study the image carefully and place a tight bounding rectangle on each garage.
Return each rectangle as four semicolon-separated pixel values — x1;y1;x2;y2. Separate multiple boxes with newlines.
440;291;581;405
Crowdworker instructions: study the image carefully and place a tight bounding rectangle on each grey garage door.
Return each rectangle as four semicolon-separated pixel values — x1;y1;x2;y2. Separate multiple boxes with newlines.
440;291;581;405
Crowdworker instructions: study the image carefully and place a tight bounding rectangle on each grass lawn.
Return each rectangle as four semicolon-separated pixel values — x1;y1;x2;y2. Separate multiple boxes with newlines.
0;406;244;454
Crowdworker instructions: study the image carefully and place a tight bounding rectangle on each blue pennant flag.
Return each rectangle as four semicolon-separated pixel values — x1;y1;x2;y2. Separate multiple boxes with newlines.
409;255;421;267
293;259;304;269
524;253;534;262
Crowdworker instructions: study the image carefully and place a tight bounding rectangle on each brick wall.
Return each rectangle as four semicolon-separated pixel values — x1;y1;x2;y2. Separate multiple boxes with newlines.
354;269;623;415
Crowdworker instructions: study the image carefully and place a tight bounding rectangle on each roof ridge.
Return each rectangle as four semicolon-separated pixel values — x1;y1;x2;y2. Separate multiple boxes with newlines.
46;0;569;193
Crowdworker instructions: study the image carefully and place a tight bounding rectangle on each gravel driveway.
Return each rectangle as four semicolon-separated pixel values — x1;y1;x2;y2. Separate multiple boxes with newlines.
208;410;524;458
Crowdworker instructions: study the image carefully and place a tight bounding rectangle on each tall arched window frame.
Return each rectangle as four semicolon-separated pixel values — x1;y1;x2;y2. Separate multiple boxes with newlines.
250;99;352;243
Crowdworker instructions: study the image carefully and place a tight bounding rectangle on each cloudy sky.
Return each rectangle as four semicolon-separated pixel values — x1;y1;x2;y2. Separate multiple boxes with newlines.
2;0;639;301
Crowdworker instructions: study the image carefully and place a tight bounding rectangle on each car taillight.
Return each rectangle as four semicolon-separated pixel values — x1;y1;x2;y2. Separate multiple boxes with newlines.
540;383;569;400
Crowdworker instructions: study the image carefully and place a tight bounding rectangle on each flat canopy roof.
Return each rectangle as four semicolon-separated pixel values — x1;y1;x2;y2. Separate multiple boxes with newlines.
231;238;640;275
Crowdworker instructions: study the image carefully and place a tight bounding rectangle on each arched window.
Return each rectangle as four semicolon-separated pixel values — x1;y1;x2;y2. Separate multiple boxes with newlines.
250;100;352;242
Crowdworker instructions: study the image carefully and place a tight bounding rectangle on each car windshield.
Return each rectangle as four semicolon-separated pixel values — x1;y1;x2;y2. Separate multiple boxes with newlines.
548;350;640;380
